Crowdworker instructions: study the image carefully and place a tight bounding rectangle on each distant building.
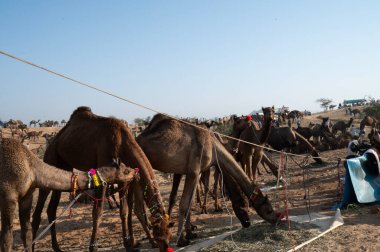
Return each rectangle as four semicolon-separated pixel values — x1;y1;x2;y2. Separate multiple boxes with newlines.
343;99;366;106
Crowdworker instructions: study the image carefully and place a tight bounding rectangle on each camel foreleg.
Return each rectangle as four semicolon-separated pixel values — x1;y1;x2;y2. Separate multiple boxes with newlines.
200;170;210;214
32;188;51;252
167;174;182;227
131;183;157;248
176;173;200;247
0;197;17;252
212;169;222;212
243;154;253;181
89;186;106;252
19;192;34;252
251;148;264;182
47;191;63;252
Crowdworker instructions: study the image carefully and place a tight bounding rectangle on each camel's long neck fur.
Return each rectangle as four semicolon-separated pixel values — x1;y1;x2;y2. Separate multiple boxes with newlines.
31;155;88;191
259;116;272;144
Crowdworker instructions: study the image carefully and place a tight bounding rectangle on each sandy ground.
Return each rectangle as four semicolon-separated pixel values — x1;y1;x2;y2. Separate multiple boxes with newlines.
3;107;380;251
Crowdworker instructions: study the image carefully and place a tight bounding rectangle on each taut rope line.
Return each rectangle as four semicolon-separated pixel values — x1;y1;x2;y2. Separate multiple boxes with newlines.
0;50;345;162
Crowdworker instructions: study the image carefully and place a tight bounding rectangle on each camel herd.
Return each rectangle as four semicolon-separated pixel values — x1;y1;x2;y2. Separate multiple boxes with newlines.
0;105;379;252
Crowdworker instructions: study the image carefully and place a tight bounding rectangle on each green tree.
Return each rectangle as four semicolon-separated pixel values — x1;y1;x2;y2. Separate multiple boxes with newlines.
363;103;380;120
316;98;333;111
134;118;145;125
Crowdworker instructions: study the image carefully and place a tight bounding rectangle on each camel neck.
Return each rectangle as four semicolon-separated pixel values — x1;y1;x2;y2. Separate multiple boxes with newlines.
32;157;88;191
259;118;272;144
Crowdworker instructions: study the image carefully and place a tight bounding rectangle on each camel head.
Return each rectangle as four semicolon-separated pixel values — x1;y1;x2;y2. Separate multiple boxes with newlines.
98;159;138;185
249;186;278;225
231;116;250;138
262;106;275;122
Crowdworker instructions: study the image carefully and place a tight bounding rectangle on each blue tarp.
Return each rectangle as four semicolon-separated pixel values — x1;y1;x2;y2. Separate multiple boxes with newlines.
338;150;380;208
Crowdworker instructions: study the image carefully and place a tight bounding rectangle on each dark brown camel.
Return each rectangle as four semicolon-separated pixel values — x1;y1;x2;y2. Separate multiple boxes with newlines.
295;126;313;141
332;118;354;135
137;114;279;246
0;138;137;252
231;107;276;181
32;107;170;252
311;117;331;145
360;115;378;134
287;110;302;123
267;127;322;164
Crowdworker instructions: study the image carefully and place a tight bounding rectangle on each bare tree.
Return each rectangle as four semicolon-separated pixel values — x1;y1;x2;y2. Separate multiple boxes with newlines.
316;98;333;111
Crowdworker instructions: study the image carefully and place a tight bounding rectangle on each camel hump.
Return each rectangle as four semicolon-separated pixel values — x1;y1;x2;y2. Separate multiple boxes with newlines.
69;106;93;120
144;114;170;131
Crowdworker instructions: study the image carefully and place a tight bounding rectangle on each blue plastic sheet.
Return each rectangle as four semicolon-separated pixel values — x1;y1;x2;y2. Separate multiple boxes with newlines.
337;150;380;208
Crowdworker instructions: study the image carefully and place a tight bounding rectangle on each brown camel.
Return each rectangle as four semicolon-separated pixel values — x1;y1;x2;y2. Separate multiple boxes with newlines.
360;115;378;134
0;137;137;252
137;113;279;246
32;107;170;252
332;118;354;135
166;166;251;225
231;107;276;181
349;108;361;118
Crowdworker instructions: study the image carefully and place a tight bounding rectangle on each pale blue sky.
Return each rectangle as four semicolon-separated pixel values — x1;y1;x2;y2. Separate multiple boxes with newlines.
1;1;379;123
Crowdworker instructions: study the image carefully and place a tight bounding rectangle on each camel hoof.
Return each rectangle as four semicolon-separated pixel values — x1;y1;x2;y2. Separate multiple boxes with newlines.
200;207;208;214
185;231;197;240
177;237;190;247
53;245;64;252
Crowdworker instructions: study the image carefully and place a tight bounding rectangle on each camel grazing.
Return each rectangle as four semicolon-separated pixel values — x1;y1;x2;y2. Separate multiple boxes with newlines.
360;115;378;135
137;113;279;246
230;107;276;181
332;118;354;135
32;107;170;252
0;137;137;252
267;127;322;164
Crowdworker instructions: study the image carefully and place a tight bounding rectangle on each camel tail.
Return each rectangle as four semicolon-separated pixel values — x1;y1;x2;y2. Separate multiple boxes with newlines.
294;131;323;164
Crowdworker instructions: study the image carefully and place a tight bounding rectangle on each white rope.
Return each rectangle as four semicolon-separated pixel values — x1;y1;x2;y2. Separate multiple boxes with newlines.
25;193;82;251
0;49;344;163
